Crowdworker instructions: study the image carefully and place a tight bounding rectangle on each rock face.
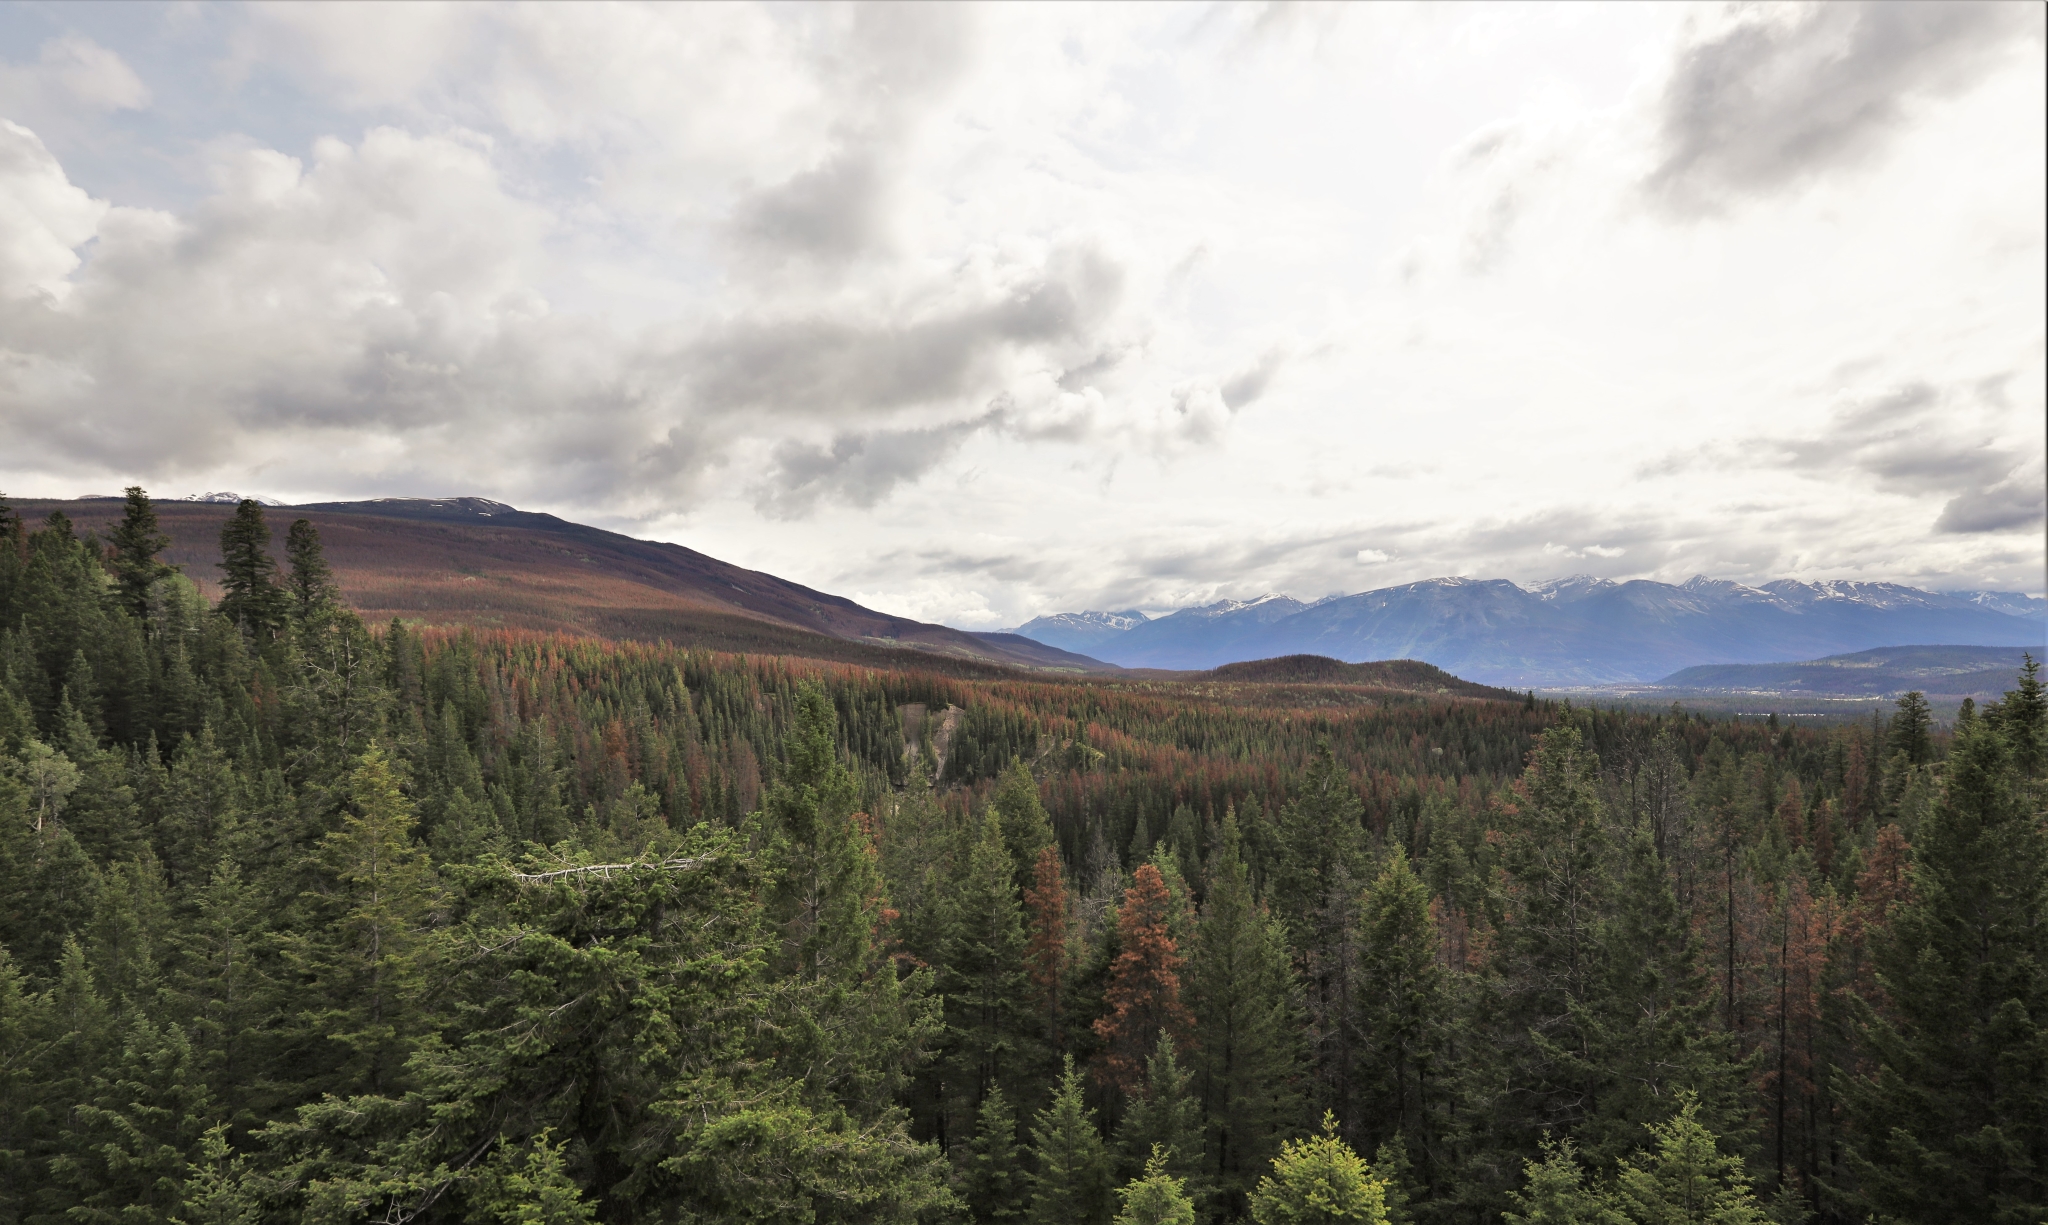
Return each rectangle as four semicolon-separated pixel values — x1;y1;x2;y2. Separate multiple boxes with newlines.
1013;575;2045;686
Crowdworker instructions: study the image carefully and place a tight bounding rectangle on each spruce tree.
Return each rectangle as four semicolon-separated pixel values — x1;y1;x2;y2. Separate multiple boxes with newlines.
1248;1112;1387;1225
943;804;1034;1110
1609;1093;1766;1224
1840;717;2048;1222
49;1015;216;1224
1114;1145;1197;1225
1094;863;1194;1091
1354;848;1450;1178
1504;1139;1622;1225
283;518;338;622
1887;691;1933;766
214;499;283;637
1029;1055;1114;1225
1190;809;1303;1216
965;1084;1027;1223
108;486;174;623
1116;1031;1209;1211
1270;741;1369;1126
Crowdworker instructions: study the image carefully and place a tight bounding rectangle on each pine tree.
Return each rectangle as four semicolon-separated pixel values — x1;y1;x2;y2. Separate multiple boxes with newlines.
993;759;1057;884
108;486;174;623
965;1084;1027;1223
1986;653;2045;778
283;518;338;622
1030;1055;1114;1225
1887;691;1933;767
1840;717;2048;1222
1024;843;1069;1031
1094;863;1194;1092
1248;1112;1387;1225
214;500;283;638
1190;809;1302;1216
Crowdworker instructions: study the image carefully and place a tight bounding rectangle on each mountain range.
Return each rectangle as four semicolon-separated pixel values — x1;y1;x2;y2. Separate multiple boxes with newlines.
1012;576;2045;687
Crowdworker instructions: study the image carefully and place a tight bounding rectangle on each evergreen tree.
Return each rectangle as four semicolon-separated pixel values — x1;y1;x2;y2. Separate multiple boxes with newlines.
215;500;284;638
48;1015;216;1224
1354;849;1449;1178
1840;717;2048;1222
1095;863;1194;1091
108;486;174;623
1191;809;1302;1216
1609;1093;1767;1224
283;518;338;622
1270;742;1369;1126
1504;1140;1623;1225
1986;653;2045;778
1030;1055;1114;1225
943;804;1034;1110
1116;1031;1208;1212
1886;691;1933;767
1024;843;1069;1031
295;744;444;1096
1248;1112;1388;1225
1115;1145;1198;1225
965;1084;1027;1223
993;758;1057;884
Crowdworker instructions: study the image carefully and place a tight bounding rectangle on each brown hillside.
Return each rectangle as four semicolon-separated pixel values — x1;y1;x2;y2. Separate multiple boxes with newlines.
15;496;1110;675
1202;654;1521;700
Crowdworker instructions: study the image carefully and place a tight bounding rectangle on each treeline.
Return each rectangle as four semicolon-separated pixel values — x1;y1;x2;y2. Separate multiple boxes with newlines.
0;488;2043;1224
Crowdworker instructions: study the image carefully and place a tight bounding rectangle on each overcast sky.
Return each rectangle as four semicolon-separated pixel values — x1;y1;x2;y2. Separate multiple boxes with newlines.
2;2;2041;625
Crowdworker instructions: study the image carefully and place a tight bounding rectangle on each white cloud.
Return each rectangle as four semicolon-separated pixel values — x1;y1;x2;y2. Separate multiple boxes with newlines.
0;1;2039;624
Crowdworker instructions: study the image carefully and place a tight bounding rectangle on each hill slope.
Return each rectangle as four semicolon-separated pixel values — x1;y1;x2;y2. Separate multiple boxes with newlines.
20;496;1110;675
1651;645;2038;701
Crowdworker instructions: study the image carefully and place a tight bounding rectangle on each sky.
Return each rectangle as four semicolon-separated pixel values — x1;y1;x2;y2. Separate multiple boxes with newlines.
1;1;2042;628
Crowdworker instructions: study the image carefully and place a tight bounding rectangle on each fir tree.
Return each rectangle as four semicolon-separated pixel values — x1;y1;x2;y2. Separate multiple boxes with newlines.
943;804;1034;1109
1191;809;1302;1216
1840;717;2048;1222
283;518;338;622
1024;843;1069;1031
1030;1055;1114;1225
215;500;284;638
1116;1031;1209;1211
1248;1112;1388;1225
1354;848;1449;1178
108;486;174;624
965;1084;1027;1223
1887;691;1933;767
1609;1093;1766;1224
1115;1145;1197;1225
1504;1139;1622;1225
1270;742;1369;1127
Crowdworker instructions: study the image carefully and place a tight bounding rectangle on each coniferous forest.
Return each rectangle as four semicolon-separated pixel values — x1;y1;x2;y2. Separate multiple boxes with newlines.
1;489;2043;1225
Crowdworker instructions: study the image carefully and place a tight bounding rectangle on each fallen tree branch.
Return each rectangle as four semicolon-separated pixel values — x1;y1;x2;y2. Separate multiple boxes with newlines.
509;856;715;884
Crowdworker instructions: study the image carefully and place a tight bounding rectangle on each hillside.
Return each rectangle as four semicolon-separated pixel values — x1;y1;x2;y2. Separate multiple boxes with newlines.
1019;575;2044;685
1652;644;2038;701
1201;653;1520;699
17;496;1109;677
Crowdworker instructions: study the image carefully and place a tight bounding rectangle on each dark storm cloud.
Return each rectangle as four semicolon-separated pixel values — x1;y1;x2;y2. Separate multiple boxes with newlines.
683;247;1123;416
1648;1;2030;211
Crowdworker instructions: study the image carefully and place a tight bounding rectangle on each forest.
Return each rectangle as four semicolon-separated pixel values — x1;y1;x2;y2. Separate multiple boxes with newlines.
0;489;2042;1225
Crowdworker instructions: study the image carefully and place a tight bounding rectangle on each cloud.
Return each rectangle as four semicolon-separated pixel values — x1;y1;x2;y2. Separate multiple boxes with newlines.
751;412;995;518
1220;346;1287;410
0;36;149;115
1648;1;2033;211
683;245;1124;417
1935;463;2047;534
0;121;109;301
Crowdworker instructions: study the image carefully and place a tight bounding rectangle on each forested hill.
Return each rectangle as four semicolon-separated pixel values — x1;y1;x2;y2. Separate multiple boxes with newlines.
3;491;2046;1224
13;494;1110;675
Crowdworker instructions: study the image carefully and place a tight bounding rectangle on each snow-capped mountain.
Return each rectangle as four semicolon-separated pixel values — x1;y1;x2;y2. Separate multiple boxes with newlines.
1011;576;2045;686
1008;609;1151;654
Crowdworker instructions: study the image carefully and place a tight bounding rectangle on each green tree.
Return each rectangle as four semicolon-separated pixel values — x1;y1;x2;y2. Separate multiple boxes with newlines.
1887;691;1933;767
1354;848;1450;1179
992;758;1057;884
283;518;338;622
1116;1030;1207;1209
108;486;174;623
1190;809;1302;1215
1248;1112;1387;1225
214;500;283;638
1030;1055;1113;1225
964;1085;1026;1223
1609;1093;1766;1225
1986;653;2045;778
1115;1145;1197;1225
1270;742;1369;1125
1504;1139;1624;1225
942;804;1034;1113
1840;717;2048;1223
49;1015;216;1225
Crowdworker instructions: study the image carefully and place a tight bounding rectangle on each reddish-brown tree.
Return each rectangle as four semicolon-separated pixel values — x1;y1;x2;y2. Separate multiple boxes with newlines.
1024;843;1068;1030
1776;776;1806;850
1093;863;1194;1091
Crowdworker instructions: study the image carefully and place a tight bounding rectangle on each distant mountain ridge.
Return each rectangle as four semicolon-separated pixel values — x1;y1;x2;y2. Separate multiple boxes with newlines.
1650;645;2037;702
1012;575;2045;686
